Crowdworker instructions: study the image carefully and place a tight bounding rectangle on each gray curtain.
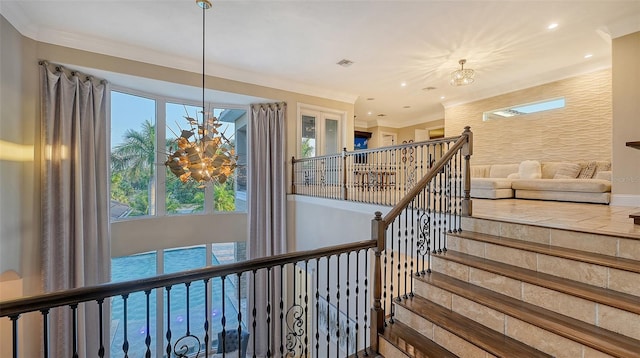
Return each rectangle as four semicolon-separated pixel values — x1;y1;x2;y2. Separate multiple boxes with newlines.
248;103;287;357
40;61;110;357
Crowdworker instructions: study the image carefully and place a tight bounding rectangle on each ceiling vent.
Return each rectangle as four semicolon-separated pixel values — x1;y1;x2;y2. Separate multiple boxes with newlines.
336;59;354;67
377;114;387;117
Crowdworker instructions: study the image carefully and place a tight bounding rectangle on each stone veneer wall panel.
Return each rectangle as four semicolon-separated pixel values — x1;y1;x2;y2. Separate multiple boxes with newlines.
445;69;612;165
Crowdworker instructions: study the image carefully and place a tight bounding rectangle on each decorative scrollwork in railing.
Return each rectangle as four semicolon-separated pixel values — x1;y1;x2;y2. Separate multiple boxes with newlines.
285;303;305;356
417;211;431;258
173;334;201;358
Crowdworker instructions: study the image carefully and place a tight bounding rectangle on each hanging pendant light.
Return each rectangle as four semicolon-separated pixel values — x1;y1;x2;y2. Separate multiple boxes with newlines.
165;0;237;185
450;59;475;86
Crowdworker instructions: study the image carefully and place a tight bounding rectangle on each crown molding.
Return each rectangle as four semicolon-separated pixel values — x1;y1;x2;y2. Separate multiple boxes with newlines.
1;4;359;105
606;13;640;39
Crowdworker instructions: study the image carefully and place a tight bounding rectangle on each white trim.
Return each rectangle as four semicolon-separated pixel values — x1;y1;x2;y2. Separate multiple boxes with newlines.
610;194;640;207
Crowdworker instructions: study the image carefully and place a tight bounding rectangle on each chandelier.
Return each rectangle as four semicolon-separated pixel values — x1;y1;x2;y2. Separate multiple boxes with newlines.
165;0;237;185
449;59;475;86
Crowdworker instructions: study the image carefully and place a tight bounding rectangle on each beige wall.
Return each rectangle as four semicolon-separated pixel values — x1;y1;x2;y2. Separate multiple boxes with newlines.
612;32;640;204
445;69;612;165
396;119;445;144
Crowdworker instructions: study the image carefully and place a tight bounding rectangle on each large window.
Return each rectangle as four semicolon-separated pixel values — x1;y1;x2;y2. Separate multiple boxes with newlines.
110;91;156;219
111;243;247;357
110;89;248;221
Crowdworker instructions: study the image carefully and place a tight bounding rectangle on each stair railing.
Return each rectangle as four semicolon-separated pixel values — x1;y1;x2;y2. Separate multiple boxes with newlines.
369;127;472;351
1;240;377;358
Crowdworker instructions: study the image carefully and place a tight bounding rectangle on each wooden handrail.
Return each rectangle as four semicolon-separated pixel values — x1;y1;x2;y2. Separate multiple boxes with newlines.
0;239;376;318
382;130;470;226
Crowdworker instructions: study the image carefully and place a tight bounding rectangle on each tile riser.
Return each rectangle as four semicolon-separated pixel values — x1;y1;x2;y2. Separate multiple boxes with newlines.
429;255;640;341
447;235;640;297
411;279;627;357
394;304;498;358
461;217;640;261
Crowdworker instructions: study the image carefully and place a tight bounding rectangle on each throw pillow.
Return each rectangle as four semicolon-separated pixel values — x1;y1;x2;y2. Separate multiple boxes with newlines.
578;161;597;179
507;173;520;179
519;160;541;179
553;162;582;179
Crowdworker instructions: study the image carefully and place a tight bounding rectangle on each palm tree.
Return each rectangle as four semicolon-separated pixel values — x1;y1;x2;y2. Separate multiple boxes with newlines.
111;120;156;215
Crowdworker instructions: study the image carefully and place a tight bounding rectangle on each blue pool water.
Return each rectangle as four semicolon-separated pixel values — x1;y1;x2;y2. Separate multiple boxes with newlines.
111;246;243;357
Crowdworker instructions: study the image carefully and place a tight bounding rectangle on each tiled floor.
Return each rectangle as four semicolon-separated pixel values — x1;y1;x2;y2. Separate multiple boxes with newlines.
472;199;640;240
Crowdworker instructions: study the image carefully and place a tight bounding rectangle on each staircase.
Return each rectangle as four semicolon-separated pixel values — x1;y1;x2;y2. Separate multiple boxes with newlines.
378;216;640;358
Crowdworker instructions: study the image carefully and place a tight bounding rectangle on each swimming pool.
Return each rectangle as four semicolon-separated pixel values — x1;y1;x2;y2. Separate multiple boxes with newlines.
111;245;245;357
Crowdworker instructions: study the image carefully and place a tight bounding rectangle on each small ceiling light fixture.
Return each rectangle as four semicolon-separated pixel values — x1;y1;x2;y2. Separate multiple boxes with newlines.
401;82;407;87
440;96;446;100
165;0;237;185
450;59;475;86
547;23;558;30
584;53;593;59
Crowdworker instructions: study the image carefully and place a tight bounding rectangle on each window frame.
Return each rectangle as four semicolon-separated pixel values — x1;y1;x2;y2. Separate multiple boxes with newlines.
110;85;250;221
296;103;347;158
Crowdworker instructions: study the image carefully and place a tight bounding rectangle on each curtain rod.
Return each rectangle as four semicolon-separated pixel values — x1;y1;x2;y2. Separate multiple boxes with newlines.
39;60;108;85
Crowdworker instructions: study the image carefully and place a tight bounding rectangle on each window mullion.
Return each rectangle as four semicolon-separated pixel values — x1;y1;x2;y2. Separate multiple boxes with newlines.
156;99;167;216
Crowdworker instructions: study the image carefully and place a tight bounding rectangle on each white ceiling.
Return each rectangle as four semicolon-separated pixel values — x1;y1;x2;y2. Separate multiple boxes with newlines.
2;0;639;127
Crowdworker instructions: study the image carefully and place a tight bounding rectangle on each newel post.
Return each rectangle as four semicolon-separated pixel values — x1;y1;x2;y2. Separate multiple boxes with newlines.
342;148;348;200
291;156;296;194
370;211;386;353
462;126;473;217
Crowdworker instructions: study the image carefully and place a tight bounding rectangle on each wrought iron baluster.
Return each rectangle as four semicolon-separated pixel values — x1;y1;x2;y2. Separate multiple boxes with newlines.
410;196;415;297
204;278;210;358
397;213;403;303
237;272;242;358
118;297;128;358
144;291;151;358
355;251;360;355
325;256;331;358
346;252;351;356
267;267;272;358
252;271;257;358
279;265;284;357
10;315;18;358
166;286;172;358
336;253;340;358
364;250;369;356
315;258;320;357
403;205;409;299
40;309;49;358
304;260;309;357
221;276;227;358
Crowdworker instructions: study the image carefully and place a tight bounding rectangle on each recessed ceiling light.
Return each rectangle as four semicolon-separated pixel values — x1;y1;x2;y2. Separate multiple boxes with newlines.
401;82;407;87
584;53;593;59
336;59;354;67
547;23;558;30
440;96;446;100
367;111;372;116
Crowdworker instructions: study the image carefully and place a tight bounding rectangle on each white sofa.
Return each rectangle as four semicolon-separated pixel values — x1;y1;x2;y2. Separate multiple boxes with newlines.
470;161;612;204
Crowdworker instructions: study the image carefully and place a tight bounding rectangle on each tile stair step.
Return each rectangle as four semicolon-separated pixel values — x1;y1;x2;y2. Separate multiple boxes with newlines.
378;320;457;358
416;271;640;358
461;217;640;260
432;250;640;316
451;230;640;274
394;295;552;358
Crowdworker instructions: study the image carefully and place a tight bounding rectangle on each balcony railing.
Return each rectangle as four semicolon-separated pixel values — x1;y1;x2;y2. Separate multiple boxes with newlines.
292;129;471;208
1;127;472;358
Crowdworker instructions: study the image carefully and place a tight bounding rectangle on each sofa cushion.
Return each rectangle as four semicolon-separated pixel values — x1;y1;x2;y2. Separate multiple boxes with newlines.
489;164;519;178
578;161;597;179
553;162;582;179
519;160;541;179
471;178;513;190
470;165;491;178
512;179;611;193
